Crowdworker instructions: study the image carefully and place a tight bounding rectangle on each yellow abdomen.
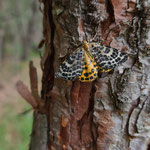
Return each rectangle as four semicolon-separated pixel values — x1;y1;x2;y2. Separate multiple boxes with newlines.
78;50;98;82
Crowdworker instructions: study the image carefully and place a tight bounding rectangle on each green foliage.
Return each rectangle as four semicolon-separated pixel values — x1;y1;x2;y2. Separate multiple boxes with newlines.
0;103;33;150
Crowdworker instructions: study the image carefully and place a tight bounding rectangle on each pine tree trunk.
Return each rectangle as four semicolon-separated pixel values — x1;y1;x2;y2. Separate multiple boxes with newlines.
29;0;150;150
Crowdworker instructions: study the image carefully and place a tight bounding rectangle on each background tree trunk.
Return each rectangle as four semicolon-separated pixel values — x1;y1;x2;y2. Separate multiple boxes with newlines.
29;0;150;150
0;30;5;62
21;0;39;60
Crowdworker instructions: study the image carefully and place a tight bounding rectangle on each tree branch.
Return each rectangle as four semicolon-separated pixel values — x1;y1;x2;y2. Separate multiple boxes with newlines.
16;80;38;109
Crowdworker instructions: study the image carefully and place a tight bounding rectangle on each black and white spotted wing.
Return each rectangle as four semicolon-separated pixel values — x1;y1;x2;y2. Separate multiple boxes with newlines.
55;48;85;80
89;43;128;72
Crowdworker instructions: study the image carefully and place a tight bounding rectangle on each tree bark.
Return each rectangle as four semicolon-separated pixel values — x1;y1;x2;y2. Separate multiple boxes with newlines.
29;0;150;150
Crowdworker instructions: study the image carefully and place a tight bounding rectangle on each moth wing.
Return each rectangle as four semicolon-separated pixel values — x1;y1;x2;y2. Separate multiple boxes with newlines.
90;44;128;72
55;48;85;80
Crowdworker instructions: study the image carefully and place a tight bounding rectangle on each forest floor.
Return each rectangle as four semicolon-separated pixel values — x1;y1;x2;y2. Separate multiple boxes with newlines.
0;57;42;150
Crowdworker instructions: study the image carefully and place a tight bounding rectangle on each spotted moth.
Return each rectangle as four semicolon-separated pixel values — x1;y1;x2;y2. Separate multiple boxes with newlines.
55;41;128;82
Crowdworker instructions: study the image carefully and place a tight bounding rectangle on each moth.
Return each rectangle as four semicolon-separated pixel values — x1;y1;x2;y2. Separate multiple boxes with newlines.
55;41;128;82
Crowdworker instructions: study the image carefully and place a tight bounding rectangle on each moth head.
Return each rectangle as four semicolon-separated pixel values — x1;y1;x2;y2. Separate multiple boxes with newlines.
83;40;89;51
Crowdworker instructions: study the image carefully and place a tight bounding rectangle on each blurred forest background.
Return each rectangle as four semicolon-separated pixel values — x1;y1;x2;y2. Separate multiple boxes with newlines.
0;0;43;149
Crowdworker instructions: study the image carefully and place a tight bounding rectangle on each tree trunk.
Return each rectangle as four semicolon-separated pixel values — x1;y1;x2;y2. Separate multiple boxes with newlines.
0;30;5;62
21;0;39;60
29;0;150;150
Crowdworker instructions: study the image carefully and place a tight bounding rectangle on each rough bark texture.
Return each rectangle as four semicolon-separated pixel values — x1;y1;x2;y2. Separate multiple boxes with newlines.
29;0;150;150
